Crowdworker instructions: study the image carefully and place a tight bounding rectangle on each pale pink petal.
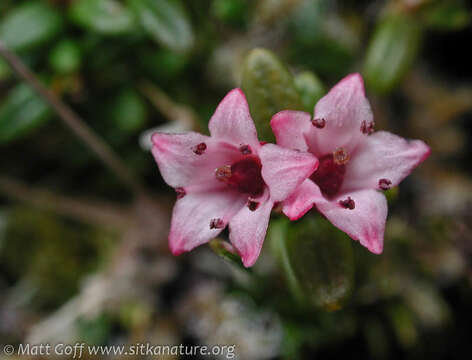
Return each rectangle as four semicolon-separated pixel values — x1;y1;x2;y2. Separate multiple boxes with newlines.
307;73;373;156
282;180;324;220
270;110;311;151
342;131;431;192
259;144;318;202
316;189;388;254
169;191;247;255
229;191;274;267
208;88;260;150
151;132;240;188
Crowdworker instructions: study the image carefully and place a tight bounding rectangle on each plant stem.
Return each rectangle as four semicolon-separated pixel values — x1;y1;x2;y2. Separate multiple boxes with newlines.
0;175;131;229
0;40;147;197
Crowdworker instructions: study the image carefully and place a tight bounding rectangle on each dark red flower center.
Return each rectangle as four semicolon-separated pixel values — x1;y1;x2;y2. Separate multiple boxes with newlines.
215;155;264;197
310;153;347;197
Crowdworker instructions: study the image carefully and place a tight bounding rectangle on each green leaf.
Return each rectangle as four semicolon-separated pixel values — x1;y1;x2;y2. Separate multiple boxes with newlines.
49;40;82;74
0;84;52;144
363;15;422;94
387;304;418;348
128;0;194;53
294;71;325;113
212;0;249;26
0;59;11;81
289;0;357;77
0;2;63;51
272;215;355;310
77;313;112;345
69;0;136;35
110;89;148;133
209;238;251;272
138;49;189;80
269;218;304;303
422;0;470;31
241;48;303;142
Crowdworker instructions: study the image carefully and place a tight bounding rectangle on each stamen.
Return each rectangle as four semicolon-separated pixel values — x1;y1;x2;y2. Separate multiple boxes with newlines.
175;187;186;199
339;197;355;210
311;118;326;129
360;120;375;135
379;178;392;190
215;165;232;182
333;148;350;165
248;200;259;211
193;142;207;155
209;218;225;229
239;144;252;155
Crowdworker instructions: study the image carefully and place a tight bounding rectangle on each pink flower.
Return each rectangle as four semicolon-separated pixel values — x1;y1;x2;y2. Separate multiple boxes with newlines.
151;89;318;267
271;73;430;254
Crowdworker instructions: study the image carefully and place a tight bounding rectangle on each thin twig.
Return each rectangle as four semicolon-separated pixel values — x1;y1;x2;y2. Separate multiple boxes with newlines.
0;175;131;229
0;40;147;197
138;81;199;130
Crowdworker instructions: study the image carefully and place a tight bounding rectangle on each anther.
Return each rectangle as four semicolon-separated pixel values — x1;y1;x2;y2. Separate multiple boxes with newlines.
239;144;252;155
193;142;207;155
360;120;375;135
333;148;350;165
311;118;326;129
339;197;355;210
175;187;186;199
248;200;259;211
378;178;392;190
215;165;232;182
209;218;224;229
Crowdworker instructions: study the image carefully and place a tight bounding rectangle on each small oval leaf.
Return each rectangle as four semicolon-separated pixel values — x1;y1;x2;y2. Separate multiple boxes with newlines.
274;215;355;310
110;89;148;133
0;84;52;144
0;2;63;51
128;0;194;53
241;48;303;142
363;15;422;94
69;0;136;35
49;40;82;74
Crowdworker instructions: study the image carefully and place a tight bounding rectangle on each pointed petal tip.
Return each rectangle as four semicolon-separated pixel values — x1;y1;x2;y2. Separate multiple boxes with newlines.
208;88;259;148
151;132;163;146
240;252;258;268
364;239;383;254
221;87;247;104
338;72;365;93
370;246;383;255
418;141;432;162
169;238;186;256
283;206;313;221
358;223;385;255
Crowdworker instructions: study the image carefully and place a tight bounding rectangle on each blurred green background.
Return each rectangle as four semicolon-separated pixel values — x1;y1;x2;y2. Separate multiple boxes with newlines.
1;0;472;359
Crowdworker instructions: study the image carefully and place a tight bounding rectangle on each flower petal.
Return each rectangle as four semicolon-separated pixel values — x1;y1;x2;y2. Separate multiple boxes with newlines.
259;144;318;202
316;189;388;254
151;132;240;189
342;131;431;192
307;73;373;156
169;191;246;255
282;179;324;220
208;88;260;150
270;110;311;151
229;191;274;267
